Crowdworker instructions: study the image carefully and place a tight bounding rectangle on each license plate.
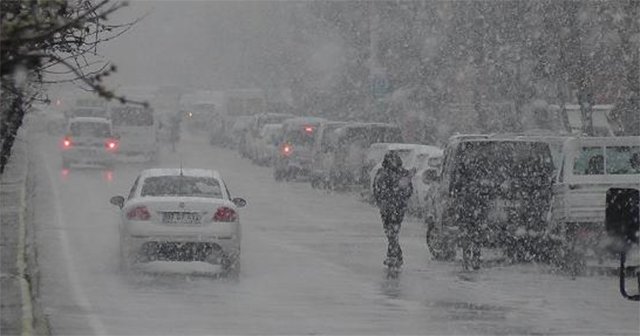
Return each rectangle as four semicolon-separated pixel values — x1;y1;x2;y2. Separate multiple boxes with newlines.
78;148;98;155
162;212;201;225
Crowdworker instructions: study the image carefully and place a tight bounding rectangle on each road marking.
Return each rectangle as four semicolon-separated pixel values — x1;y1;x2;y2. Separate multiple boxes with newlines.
41;152;107;335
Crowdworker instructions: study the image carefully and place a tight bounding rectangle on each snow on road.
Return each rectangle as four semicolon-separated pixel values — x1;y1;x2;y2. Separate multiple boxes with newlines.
30;132;639;335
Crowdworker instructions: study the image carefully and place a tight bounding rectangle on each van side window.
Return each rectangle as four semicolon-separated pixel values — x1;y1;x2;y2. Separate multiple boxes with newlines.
128;176;140;200
606;146;640;175
573;147;604;175
557;157;564;183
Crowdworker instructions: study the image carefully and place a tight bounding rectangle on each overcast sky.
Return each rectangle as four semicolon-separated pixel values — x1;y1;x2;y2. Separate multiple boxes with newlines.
100;1;299;91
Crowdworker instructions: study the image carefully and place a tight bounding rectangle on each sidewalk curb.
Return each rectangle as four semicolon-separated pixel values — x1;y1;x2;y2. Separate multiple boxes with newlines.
2;131;45;336
17;155;33;336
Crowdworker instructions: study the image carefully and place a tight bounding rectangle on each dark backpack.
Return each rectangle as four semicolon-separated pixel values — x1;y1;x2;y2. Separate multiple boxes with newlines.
373;167;413;209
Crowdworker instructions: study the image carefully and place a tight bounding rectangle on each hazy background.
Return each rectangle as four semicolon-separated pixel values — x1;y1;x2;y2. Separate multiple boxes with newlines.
101;1;312;90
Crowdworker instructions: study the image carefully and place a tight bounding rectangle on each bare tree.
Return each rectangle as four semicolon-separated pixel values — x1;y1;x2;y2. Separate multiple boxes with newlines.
1;0;144;173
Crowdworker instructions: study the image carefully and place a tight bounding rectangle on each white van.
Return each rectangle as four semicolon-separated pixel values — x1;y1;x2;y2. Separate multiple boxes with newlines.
551;136;640;264
110;105;158;161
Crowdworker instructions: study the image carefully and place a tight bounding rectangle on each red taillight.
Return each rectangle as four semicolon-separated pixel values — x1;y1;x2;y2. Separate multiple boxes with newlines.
281;144;293;156
304;126;314;134
213;207;237;222
62;137;72;149
105;139;118;151
126;206;151;220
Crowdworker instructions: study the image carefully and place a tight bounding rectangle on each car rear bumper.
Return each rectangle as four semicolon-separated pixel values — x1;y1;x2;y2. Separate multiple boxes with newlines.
123;221;241;263
61;148;116;165
125;235;240;264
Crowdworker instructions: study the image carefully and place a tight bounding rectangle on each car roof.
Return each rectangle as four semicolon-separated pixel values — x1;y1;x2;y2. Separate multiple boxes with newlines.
564;136;640;147
410;145;444;155
68;117;111;124
262;123;283;129
139;168;222;180
282;117;326;126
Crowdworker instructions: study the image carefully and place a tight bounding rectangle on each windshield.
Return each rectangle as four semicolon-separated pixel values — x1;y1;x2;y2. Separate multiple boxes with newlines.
140;176;223;198
111;106;154;126
283;128;315;146
452;141;554;188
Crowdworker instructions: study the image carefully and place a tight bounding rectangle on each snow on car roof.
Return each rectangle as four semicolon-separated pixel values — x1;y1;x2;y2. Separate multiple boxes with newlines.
262;123;283;130
282;117;327;126
68;116;111;124
564;136;640;147
139;168;222;180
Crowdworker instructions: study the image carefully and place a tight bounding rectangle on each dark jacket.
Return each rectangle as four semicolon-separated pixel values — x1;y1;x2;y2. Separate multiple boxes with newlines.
373;152;413;211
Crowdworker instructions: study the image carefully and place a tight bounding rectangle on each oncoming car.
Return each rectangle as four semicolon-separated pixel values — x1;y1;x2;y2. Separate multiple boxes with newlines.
60;117;118;169
110;168;247;277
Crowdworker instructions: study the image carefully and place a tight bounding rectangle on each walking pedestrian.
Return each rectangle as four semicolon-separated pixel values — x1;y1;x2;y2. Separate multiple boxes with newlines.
373;151;414;269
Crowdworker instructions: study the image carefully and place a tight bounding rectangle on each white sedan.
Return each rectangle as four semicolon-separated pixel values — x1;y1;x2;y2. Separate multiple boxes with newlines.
110;168;246;277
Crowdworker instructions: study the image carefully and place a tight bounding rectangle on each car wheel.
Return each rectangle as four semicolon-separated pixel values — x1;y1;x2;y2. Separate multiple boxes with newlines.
274;170;283;181
426;220;456;261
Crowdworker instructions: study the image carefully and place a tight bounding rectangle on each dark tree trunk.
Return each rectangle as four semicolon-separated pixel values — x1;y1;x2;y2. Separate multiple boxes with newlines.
0;86;25;174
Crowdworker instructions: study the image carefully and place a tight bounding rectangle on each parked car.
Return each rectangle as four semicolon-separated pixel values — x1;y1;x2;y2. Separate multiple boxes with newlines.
406;146;444;217
330;123;403;189
366;143;424;193
109;168;247;278
244;113;295;162
229;116;253;150
309;121;348;189
273;117;326;181
550;136;640;272
60;117;119;169
253;123;284;166
426;136;556;267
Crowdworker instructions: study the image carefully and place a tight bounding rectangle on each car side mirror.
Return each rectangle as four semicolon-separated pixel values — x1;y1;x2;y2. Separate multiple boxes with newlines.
232;197;247;208
606;188;639;252
605;187;639;301
422;169;439;184
110;196;125;209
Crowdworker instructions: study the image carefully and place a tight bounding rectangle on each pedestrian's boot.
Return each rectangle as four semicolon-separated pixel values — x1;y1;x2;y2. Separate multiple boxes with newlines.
384;256;403;269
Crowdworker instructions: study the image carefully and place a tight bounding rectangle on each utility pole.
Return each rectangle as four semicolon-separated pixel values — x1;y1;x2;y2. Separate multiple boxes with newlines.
368;2;390;121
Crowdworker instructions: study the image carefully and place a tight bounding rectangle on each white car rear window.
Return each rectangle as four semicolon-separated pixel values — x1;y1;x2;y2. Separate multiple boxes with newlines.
140;176;223;198
70;122;111;137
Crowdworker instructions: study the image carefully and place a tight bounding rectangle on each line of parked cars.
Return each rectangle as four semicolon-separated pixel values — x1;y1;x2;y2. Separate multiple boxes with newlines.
211;113;445;218
213;114;640;273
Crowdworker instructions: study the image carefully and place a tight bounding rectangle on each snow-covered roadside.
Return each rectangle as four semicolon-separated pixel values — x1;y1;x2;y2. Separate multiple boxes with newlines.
0;126;50;336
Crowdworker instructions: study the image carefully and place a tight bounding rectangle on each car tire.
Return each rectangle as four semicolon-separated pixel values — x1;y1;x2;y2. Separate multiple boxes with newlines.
426;220;456;261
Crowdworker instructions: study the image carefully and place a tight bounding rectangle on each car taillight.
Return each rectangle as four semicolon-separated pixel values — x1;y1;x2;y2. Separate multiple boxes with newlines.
62;137;72;149
281;144;293;156
213;207;237;222
126;206;151;220
105;139;118;151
